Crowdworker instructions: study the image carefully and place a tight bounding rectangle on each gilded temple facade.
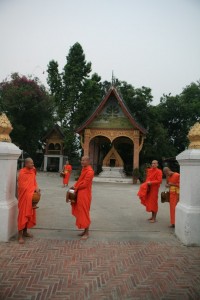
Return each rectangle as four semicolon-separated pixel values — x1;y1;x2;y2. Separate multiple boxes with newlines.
76;87;147;174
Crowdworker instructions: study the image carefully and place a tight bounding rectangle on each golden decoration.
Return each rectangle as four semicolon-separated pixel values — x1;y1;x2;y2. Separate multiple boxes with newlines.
188;122;200;149
0;113;13;143
102;145;124;167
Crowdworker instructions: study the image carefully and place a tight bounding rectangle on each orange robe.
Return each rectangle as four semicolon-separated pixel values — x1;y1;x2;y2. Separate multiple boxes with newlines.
167;172;180;225
71;165;94;229
18;167;38;231
137;168;162;213
63;164;72;185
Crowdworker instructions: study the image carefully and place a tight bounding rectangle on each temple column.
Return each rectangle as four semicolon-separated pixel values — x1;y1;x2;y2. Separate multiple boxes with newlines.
83;129;91;157
133;131;140;169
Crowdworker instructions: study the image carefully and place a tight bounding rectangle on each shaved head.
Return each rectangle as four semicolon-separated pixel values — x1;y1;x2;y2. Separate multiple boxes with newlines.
81;156;90;167
163;166;172;176
163;167;170;172
151;160;158;168
25;157;34;169
25;157;33;163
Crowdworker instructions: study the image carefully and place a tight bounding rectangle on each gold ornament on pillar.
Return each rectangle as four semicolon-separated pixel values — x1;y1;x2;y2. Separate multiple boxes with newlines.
0;113;13;143
188;122;200;149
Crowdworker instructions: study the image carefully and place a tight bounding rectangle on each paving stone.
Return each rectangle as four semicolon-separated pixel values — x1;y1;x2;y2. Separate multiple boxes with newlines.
0;239;200;300
0;172;199;300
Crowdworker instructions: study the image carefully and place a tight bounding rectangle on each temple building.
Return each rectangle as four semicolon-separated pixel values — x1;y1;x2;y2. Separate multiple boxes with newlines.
76;87;147;178
42;124;65;172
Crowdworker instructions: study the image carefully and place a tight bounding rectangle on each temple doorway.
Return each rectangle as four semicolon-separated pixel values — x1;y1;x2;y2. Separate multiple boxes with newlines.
89;135;133;175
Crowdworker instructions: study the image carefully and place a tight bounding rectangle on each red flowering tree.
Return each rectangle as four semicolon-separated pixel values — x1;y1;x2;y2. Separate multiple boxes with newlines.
0;73;55;160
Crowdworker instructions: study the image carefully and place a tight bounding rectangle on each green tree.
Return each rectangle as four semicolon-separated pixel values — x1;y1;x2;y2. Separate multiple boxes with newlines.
62;42;92;126
75;73;103;126
158;81;200;153
47;60;63;121
140;105;176;165
47;42;103;159
119;82;153;128
0;73;55;158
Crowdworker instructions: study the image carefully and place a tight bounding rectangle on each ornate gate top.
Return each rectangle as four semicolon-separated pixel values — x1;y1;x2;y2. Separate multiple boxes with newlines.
188;122;200;149
0;113;13;143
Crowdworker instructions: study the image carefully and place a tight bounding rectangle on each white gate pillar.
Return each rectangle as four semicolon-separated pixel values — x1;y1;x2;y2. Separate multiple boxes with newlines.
176;123;200;246
0;114;21;241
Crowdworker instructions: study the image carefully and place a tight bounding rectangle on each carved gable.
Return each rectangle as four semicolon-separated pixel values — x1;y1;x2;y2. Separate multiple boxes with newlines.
89;95;132;129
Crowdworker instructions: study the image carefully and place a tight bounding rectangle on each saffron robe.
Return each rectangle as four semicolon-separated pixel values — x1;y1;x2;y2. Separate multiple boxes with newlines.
18;167;38;231
137;168;162;213
71;165;94;229
167;172;180;225
63;164;72;185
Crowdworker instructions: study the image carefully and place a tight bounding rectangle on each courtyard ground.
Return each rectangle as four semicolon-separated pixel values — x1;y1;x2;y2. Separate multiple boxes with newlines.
0;172;200;300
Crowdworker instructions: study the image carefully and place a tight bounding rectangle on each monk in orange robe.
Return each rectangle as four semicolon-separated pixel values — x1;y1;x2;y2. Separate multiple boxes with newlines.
18;158;40;244
163;167;180;228
62;161;72;187
70;156;94;240
137;160;162;223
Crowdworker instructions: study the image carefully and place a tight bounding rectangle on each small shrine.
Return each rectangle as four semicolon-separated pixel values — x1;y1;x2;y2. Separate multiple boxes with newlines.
42;124;65;172
76;87;147;179
102;145;124;167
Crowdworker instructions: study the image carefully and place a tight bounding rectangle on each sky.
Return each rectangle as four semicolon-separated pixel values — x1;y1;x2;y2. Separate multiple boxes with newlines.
0;0;200;104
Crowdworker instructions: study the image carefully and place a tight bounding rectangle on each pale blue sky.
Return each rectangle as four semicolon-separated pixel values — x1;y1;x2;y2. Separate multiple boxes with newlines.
0;0;200;104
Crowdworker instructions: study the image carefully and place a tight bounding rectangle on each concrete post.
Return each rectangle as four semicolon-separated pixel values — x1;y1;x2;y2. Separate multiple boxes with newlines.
176;123;200;246
0;142;21;241
176;149;200;245
43;155;48;171
59;155;64;172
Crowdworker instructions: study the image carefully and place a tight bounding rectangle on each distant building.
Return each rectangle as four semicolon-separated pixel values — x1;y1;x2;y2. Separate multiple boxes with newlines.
42;125;65;172
76;86;147;175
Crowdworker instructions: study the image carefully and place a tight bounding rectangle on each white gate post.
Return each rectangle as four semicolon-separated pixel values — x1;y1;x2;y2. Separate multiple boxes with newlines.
176;123;200;246
0;114;21;241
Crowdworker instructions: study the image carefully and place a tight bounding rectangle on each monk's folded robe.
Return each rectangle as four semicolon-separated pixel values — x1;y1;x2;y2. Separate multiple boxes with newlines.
63;164;72;185
137;167;162;213
168;172;180;225
137;182;149;206
18;167;38;231
71;165;94;229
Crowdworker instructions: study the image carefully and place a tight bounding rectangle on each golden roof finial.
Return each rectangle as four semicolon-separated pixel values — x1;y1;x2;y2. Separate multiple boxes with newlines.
188;122;200;149
0;113;13;143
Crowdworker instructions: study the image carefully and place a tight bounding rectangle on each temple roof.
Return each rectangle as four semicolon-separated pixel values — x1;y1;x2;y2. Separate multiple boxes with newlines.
42;124;64;141
76;86;147;134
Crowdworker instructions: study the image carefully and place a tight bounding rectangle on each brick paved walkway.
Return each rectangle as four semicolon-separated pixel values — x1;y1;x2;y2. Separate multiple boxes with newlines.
0;238;200;300
1;173;200;299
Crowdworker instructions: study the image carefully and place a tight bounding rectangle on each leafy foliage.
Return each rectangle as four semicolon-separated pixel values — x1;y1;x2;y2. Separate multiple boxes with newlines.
47;43;102;159
158;81;200;153
74;73;103;127
0;73;55;158
1;43;198;169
